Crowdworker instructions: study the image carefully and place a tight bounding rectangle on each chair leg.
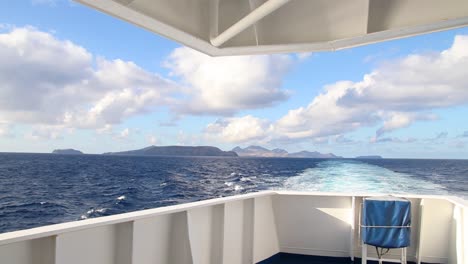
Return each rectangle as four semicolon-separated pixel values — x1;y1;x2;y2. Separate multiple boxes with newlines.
401;247;407;264
362;242;367;264
401;248;406;264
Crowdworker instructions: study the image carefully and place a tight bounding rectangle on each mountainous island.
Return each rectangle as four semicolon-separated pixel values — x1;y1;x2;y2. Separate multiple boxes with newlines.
232;146;342;158
104;146;238;157
50;145;347;158
52;149;83;155
355;155;383;159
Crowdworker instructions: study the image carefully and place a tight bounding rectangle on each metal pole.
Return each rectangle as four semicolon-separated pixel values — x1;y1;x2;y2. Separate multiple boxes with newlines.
210;0;290;47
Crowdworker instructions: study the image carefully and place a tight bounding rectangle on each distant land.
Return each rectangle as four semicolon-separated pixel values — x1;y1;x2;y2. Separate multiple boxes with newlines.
233;146;342;158
356;155;383;159
103;146;238;157
52;149;83;155
48;146;381;159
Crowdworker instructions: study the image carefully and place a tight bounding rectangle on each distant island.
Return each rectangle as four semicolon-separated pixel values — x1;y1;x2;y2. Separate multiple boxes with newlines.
104;146;238;157
52;149;83;155
48;145;356;158
356;155;383;159
232;146;342;158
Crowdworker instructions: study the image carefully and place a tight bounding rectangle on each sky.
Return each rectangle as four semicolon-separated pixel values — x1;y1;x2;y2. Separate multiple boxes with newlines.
1;1;468;159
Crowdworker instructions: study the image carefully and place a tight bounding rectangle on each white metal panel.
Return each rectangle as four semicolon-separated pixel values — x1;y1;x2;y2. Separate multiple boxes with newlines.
187;204;224;264
418;198;454;263
462;206;468;264
253;195;280;263
273;194;353;257
217;0;259;47
0;237;55;264
0;191;466;264
56;225;118;264
74;0;468;56
114;222;133;264
255;0;369;45
132;212;192;264
127;0;210;40
0;191;274;246
368;0;468;33
448;205;467;264
223;199;254;264
212;0;290;47
169;212;193;264
132;215;171;264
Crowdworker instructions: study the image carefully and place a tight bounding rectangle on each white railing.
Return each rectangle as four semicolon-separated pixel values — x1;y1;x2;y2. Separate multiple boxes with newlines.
0;191;466;264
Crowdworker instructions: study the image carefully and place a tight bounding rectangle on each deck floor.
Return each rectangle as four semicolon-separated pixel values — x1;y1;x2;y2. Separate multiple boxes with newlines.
257;253;417;264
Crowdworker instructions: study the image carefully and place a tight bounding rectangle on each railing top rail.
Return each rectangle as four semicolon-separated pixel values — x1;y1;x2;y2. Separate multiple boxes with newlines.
0;191;276;245
1;190;465;246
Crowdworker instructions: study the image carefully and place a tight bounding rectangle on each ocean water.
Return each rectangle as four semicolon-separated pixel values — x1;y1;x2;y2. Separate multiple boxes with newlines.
0;153;467;233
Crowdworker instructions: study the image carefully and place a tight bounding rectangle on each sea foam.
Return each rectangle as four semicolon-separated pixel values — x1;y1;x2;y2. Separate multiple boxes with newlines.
283;160;449;195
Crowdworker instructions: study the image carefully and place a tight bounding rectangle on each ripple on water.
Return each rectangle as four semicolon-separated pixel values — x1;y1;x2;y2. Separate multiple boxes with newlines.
0;154;466;233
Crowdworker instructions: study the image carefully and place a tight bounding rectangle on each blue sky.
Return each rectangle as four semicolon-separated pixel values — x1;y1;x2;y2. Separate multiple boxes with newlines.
1;0;468;159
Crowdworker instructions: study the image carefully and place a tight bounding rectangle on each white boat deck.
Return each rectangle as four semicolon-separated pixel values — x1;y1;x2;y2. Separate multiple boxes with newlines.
0;191;466;264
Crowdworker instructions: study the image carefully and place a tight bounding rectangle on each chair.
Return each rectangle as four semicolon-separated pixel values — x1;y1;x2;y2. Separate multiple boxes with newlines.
360;196;411;264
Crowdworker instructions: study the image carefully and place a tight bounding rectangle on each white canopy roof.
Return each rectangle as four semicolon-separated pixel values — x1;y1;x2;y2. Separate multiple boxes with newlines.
76;0;468;56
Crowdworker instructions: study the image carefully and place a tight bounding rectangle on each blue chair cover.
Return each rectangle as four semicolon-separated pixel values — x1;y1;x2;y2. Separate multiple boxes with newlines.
362;196;411;248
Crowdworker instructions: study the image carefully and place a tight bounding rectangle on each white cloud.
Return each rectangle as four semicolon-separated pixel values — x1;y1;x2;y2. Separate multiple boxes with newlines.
333;135;356;144
273;81;379;139
274;35;468;140
148;135;158;145
369;136;418;144
25;125;71;140
0;27;179;131
450;141;465;149
96;124;113;135
176;130;200;146
0;123;14;138
0;27;298;142
296;52;313;60
205;35;468;145
370;132;453;145
377;112;413;136
435;132;448;139
376;112;437;137
338;36;468;111
63;59;178;128
113;127;143;140
205;115;271;143
165;47;292;115
118;128;130;139
3;26;468;148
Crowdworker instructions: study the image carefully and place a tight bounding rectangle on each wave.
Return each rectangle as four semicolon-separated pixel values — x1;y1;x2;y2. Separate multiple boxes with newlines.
234;185;244;191
240;176;255;182
1;153;465;233
224;181;244;191
283;160;449;195
80;208;107;220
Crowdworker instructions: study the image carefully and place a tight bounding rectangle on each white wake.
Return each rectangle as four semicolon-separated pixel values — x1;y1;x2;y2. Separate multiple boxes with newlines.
283;160;449;195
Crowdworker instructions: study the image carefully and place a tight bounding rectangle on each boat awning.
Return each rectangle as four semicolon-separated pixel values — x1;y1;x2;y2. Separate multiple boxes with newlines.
75;0;468;56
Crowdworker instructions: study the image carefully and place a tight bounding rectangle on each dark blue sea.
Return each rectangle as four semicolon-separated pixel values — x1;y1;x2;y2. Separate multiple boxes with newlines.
0;153;467;233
